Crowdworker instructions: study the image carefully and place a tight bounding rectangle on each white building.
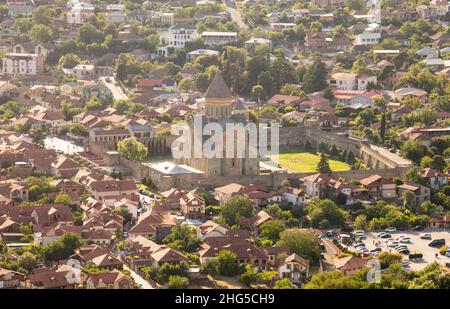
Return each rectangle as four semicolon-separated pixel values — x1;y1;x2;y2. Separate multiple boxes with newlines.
72;64;95;80
169;24;197;49
201;32;238;46
2;53;44;76
106;4;126;24
329;73;377;91
67;2;95;25
186;49;220;61
430;0;449;16
6;0;34;16
150;11;174;28
354;32;381;46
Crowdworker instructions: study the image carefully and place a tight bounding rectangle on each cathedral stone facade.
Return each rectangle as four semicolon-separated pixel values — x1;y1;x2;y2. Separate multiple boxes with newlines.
176;72;260;177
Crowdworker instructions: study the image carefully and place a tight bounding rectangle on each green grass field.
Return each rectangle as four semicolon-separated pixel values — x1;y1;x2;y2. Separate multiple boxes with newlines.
271;148;351;173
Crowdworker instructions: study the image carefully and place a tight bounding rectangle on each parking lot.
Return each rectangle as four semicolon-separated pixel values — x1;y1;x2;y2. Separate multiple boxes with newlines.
349;228;450;271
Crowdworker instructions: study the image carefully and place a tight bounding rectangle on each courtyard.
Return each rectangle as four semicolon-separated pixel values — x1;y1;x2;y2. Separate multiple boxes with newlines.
272;147;351;173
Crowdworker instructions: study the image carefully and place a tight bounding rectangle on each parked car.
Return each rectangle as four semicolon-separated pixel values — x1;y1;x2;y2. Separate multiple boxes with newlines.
420;233;432;239
398;249;410;254
400;237;411;243
377;232;386;237
385;227;397;233
401;261;410;267
380;233;391;239
389;241;400;247
395;245;408;251
354;243;366;249
370;247;382;253
428;239;446;247
412;225;424;231
357;247;369;253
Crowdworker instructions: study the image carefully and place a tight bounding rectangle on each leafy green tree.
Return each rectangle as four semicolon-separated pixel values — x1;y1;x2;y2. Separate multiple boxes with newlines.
354;215;367;231
54;194;71;206
40;233;82;262
167;275;190;289
220;196;255;226
277;229;319;262
163;223;201;253
117;137;148;161
400;140;428;164
29;24;53;43
216;250;239;276
378;252;402;269
239;264;258;286
273;278;295;289
200;258;220;276
303;60;327;93
306;199;349;229
260;219;286;242
17;252;37;273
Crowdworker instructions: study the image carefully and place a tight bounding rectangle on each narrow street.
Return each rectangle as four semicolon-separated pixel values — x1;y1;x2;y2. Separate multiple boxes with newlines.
99;76;129;101
124;265;155;289
223;0;248;30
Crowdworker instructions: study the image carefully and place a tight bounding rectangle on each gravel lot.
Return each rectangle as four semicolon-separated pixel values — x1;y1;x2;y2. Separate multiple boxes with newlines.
349;228;450;271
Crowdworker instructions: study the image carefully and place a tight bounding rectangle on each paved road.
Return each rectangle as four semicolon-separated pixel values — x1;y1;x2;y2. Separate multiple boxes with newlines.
99;76;128;101
44;137;83;155
124;265;155;289
223;0;248;30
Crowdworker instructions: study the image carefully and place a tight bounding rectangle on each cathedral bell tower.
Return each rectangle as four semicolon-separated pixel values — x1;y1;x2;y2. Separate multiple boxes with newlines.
204;72;233;119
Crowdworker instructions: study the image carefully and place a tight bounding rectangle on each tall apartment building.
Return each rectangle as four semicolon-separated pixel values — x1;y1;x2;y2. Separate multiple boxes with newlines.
2;53;44;76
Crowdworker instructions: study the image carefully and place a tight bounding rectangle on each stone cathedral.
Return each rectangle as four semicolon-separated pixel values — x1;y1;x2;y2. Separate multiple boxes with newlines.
176;72;260;177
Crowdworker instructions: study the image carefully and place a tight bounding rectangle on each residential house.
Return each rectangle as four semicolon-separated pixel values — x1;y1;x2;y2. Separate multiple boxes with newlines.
397;182;430;204
420;168;448;190
86;270;134;289
300;173;331;198
197;220;229;241
245;38;272;56
88;179;137;200
168;24;197;49
201;32;238;46
0;268;24;289
2;53;44;76
278;253;310;284
354;32;381;46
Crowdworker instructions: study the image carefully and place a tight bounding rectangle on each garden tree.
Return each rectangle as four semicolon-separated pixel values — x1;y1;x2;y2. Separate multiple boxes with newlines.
32;5;53;25
195;72;210;92
54;194;71;206
220;196;255;226
306;199;349;229
246;56;269;87
400;140;428;164
279;84;307;98
178;78;195;92
318;142;328;153
40;233;82;262
258;71;274;96
61;101;83;120
380;111;386;143
57;53;81;69
65;123;89;137
330;145;339;157
323;87;335;101
273;278;295;289
85;96;107;111
251;85;266;101
163;223;201;253
378;252;403;269
403;167;427;186
30;128;46;148
28;24;53;43
270;56;298;91
117;137;148;161
430;155;447;172
277;229;320;262
260;219;286;242
199;257;220;276
316;152;332;174
167;275;190;289
17;252;37;273
402;190;417;213
351;57;372;75
354;215;367;231
216;250;239;276
79;24;104;45
27;176;57;201
302;60;328;93
114;207;132;225
239;264;258;286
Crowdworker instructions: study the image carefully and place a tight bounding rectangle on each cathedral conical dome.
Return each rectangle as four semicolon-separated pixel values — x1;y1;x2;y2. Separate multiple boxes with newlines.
205;72;232;99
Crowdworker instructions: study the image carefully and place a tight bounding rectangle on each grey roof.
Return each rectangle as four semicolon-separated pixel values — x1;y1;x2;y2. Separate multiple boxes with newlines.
169;23;196;30
205;72;232;99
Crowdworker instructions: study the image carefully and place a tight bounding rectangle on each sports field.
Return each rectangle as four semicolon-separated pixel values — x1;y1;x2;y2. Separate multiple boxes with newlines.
272;148;351;173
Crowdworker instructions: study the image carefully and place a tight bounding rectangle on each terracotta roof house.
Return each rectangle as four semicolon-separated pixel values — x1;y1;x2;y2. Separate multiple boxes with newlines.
333;255;368;275
26;267;78;289
91;252;123;270
128;209;176;240
278;253;310;283
267;94;302;107
88;179;137;200
420;168;448;190
0;268;25;289
50;156;81;178
197;220;229;240
86;270;135;289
